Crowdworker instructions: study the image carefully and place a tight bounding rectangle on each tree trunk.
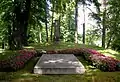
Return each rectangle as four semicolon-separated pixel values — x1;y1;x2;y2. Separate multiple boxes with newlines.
50;1;55;41
83;23;85;44
22;0;31;46
102;11;106;48
75;0;78;43
83;4;85;44
2;41;4;49
45;0;49;42
102;0;106;48
10;0;22;50
106;32;114;48
10;0;31;50
8;24;12;50
54;19;60;43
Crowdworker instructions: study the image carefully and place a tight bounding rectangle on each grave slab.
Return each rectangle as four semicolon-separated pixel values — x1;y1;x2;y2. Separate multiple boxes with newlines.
34;54;85;74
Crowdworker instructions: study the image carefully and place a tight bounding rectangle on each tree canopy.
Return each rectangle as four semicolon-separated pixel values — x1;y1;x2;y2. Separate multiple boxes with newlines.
0;0;120;51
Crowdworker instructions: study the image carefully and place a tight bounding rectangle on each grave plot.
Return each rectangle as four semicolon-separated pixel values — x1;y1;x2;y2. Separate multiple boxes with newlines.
34;54;85;74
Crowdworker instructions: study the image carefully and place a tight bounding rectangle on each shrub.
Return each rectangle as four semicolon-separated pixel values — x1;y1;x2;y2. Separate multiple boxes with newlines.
0;48;120;72
46;48;120;71
116;62;120;71
87;49;120;71
0;49;36;71
0;60;11;71
10;49;36;70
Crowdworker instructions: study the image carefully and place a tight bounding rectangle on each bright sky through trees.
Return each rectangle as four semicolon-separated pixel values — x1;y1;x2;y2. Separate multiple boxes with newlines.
77;3;97;34
77;0;103;46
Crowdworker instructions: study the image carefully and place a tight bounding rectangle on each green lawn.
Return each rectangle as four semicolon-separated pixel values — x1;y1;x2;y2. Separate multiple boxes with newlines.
0;43;120;82
30;42;104;50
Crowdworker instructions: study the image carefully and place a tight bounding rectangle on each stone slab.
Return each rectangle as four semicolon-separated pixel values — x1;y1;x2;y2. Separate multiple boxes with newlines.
34;54;85;74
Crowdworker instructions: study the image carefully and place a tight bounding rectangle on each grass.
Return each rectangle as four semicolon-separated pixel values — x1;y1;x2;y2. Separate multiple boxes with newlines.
0;50;17;60
98;49;120;60
30;42;120;60
0;42;120;82
1;56;120;82
30;42;104;50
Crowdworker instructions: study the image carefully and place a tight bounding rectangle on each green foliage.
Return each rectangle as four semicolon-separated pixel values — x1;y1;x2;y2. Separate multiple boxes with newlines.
2;0;120;51
105;0;120;50
111;39;120;51
1;44;120;81
116;62;120;71
86;26;101;46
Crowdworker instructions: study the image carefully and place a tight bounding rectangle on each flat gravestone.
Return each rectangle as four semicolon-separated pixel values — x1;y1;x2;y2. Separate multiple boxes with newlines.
34;54;85;74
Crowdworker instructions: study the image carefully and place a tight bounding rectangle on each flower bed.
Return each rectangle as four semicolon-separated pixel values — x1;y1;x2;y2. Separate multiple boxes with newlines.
0;60;11;71
0;48;120;72
87;49;120;71
0;49;36;71
46;48;120;71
